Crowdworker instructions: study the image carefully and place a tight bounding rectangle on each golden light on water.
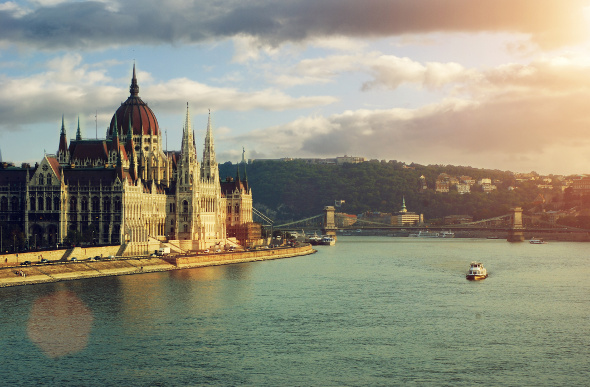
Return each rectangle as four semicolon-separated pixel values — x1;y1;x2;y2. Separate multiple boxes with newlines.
27;291;93;358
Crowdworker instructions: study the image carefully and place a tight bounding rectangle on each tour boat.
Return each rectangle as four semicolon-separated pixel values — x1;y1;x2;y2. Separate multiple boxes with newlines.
466;262;488;281
529;238;547;244
320;236;336;246
307;233;322;245
408;231;440;238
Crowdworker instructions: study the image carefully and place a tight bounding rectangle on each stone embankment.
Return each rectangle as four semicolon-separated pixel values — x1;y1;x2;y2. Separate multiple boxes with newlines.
0;244;315;288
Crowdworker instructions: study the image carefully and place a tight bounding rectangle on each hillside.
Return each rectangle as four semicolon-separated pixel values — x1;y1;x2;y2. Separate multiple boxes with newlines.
219;160;551;223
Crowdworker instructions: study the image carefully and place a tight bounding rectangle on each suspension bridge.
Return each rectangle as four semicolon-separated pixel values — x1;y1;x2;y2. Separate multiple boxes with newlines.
253;206;589;241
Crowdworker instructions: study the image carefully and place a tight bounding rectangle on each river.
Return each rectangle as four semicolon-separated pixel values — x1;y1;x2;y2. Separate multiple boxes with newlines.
1;237;589;386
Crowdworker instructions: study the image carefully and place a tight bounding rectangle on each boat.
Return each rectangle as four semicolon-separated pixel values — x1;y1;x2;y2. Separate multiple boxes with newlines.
529;238;547;244
307;233;322;245
320;236;336;246
439;231;455;238
466;262;488;281
408;231;440;238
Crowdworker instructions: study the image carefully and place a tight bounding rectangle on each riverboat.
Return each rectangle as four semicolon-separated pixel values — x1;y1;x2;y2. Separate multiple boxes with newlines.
439;231;455;238
408;231;440;238
466;262;488;281
307;233;322;245
529;238;547;244
320;236;336;246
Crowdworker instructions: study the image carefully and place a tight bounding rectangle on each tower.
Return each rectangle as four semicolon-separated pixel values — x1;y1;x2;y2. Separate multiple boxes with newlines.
201;110;218;182
57;115;70;166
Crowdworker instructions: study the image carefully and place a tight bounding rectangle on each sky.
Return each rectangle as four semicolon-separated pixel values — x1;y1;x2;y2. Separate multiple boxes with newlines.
1;0;590;175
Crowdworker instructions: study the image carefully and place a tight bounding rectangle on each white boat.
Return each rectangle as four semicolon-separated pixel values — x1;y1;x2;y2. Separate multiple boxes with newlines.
466;262;488;281
439;231;455;238
320;236;336;246
408;231;440;238
529;238;547;244
307;232;322;245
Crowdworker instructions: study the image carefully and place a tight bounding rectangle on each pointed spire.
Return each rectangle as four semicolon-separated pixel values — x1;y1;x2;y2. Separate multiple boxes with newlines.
130;63;139;97
76;116;82;140
401;196;407;213
58;115;69;160
60;114;66;135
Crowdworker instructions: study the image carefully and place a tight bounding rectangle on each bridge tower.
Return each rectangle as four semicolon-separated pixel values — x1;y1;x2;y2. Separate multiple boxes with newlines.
507;207;525;242
322;206;337;239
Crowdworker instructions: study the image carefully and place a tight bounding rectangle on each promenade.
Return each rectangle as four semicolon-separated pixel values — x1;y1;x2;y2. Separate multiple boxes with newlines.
0;244;316;288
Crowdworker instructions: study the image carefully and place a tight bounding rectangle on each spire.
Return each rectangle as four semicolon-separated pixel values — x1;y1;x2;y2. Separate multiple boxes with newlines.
130;63;139;97
60;114;66;135
58;115;69;161
75;116;82;140
401;196;407;213
201;109;218;182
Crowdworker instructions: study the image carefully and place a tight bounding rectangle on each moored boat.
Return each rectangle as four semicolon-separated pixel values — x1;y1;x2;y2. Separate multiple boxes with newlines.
320;236;336;246
408;231;439;238
466;262;488;280
529;238;547;244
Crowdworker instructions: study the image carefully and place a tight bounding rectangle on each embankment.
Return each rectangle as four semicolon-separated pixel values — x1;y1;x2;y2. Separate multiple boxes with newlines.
0;244;315;288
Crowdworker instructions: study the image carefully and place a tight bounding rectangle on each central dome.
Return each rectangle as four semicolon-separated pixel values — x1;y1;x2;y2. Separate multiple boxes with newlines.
108;65;159;138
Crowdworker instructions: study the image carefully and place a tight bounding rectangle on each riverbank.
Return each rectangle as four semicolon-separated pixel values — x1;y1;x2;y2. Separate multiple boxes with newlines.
0;244;316;288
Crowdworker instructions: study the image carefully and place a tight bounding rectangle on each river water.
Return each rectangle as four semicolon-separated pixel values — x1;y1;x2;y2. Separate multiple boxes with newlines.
1;237;589;386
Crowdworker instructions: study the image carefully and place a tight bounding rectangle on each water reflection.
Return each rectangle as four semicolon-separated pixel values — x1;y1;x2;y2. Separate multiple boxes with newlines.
27;290;93;358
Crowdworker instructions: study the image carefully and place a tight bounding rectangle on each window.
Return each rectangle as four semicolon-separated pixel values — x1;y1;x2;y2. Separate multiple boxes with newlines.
103;197;111;212
46;174;52;185
54;197;60;210
69;197;77;212
30;197;36;211
38;197;44;211
114;197;121;212
0;197;7;212
183;224;188;233
183;200;189;213
92;196;100;212
81;197;88;212
46;196;52;211
11;196;18;211
39;175;44;185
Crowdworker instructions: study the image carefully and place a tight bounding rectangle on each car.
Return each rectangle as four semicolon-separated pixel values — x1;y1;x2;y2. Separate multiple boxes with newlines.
94;255;101;261
20;261;31;266
40;258;49;263
70;257;77;261
107;255;115;260
203;249;210;253
215;249;221;253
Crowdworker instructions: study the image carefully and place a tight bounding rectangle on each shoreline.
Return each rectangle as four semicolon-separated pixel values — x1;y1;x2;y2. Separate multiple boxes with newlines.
0;244;316;288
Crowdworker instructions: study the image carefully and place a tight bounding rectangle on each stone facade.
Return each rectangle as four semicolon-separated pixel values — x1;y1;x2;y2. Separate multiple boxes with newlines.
0;66;253;254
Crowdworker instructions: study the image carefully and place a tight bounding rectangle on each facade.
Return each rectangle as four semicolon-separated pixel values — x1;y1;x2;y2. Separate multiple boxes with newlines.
391;197;423;226
0;66;254;253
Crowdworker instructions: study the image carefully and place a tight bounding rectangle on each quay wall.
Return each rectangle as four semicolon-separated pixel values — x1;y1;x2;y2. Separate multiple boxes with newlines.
0;245;122;267
0;244;316;288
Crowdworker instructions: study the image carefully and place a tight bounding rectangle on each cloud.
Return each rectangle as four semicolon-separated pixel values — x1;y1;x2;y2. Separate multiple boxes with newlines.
229;56;590;174
0;54;337;131
0;0;587;51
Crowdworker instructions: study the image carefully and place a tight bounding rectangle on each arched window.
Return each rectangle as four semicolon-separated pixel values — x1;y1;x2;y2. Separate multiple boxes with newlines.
114;197;121;212
38;174;44;185
0;197;7;212
103;197;111;212
81;197;88;212
92;196;100;212
11;196;18;211
183;200;189;213
46;174;52;185
69;196;77;212
183;224;188;233
38;197;44;211
170;219;174;225
235;204;239;214
54;197;60;211
227;205;232;214
46;196;52;211
30;197;36;211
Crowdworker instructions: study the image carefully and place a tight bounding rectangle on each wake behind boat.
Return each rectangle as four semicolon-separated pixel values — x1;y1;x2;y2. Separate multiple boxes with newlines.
466;262;488;281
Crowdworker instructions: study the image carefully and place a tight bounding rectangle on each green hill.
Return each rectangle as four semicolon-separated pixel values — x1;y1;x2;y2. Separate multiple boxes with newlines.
219;160;547;224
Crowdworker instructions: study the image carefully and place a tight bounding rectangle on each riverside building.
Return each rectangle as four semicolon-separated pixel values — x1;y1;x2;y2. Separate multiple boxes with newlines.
0;66;256;254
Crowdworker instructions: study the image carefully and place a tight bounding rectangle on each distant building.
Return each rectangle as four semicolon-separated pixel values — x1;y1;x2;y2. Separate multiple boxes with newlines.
571;177;590;194
443;215;473;225
335;213;357;227
391;197;423;226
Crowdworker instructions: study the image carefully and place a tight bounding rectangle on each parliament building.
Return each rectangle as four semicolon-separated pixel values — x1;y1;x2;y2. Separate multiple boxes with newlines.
0;66;257;254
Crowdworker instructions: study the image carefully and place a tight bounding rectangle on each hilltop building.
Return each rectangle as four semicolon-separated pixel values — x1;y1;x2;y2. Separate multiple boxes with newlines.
0;66;257;254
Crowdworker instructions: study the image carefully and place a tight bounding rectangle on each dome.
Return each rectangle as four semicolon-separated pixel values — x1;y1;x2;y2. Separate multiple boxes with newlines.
108;65;159;138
